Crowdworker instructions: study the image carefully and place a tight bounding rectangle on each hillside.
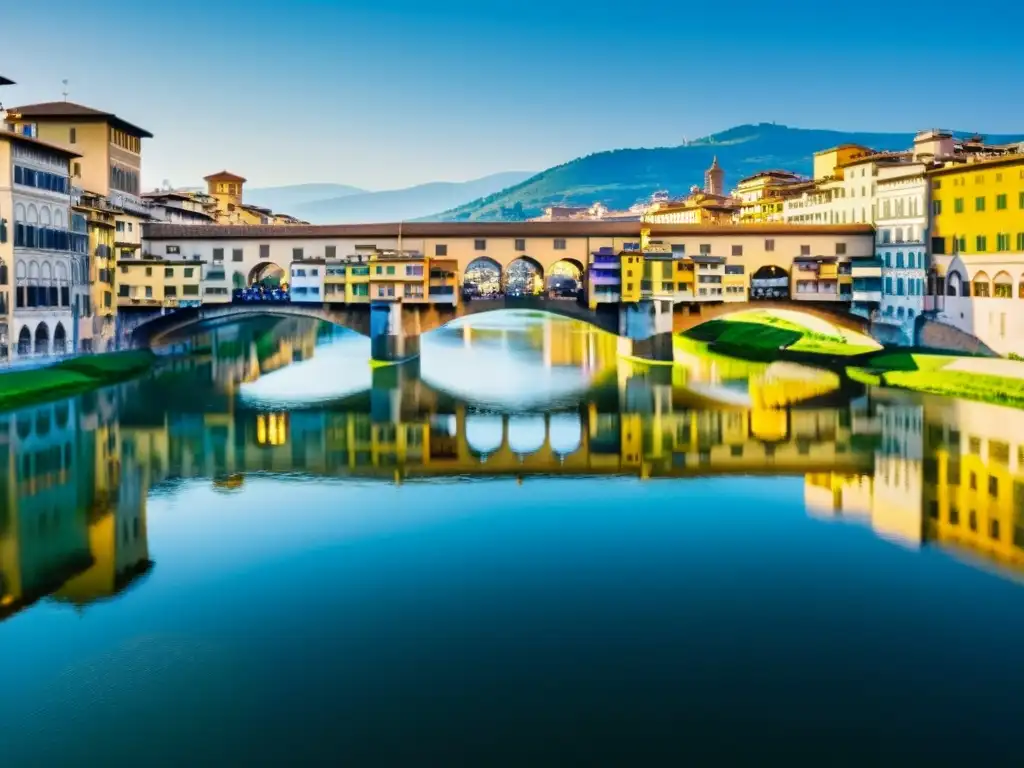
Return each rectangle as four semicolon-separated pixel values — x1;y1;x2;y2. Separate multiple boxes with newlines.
427;124;1024;221
247;172;534;224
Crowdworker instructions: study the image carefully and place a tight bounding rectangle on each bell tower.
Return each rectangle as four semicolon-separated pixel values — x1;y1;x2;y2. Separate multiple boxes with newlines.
704;156;724;196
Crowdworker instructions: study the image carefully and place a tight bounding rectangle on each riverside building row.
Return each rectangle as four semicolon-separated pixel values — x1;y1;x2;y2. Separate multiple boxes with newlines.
0;77;306;361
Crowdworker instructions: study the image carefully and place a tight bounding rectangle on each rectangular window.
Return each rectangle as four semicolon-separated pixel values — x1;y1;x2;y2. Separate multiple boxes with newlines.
145;286;153;298
932;200;942;215
553;238;566;250
996;194;1007;210
1017;233;1024;251
932;179;941;190
325;245;336;259
997;233;1010;251
386;266;395;275
183;284;199;295
671;244;685;255
515;239;526;251
260;244;270;259
1019;191;1024;209
435;244;447;256
835;243;847;255
232;248;243;262
167;245;180;255
293;247;304;260
977;235;987;252
164;267;174;277
184;268;194;278
764;239;775;252
800;245;811;256
976;196;986;212
474;239;486;251
213;248;224;261
954;198;964;213
731;245;743;256
699;243;711;255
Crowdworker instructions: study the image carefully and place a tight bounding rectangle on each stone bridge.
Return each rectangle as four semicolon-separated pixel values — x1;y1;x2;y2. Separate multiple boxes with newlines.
127;296;872;363
671;300;871;335
127;297;622;351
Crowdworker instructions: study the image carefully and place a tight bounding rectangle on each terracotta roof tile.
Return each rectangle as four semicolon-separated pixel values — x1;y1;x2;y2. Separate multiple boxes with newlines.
144;221;875;240
10;100;153;138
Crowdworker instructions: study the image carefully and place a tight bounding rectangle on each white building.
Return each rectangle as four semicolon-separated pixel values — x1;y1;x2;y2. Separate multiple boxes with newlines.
289;260;324;302
871;161;929;342
0;129;79;361
142;190;217;226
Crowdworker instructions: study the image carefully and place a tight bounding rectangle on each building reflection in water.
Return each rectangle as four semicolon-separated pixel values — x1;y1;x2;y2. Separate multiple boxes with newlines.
4;313;1024;626
807;392;1024;577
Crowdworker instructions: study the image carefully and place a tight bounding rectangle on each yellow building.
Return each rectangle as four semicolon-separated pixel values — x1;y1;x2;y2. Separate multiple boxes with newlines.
117;259;202;309
812;144;873;181
369;249;429;302
203;170;307;226
642;193;738;225
732;170;806;223
75;191;119;351
928;152;1024;355
5;100;151;200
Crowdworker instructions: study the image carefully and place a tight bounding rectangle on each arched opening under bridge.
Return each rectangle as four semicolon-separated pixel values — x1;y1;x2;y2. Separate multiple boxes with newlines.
750;265;790;300
504;256;544;297
463;257;502;299
546;258;584;298
248;261;286;290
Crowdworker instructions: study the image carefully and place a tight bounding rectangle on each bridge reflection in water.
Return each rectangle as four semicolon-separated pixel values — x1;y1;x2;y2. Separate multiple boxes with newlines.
4;315;1024;626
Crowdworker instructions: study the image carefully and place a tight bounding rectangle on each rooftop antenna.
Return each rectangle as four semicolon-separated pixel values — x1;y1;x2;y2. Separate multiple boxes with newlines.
61;79;69;101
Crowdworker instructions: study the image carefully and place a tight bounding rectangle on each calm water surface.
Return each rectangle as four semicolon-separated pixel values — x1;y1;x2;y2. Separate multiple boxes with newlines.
3;312;1024;765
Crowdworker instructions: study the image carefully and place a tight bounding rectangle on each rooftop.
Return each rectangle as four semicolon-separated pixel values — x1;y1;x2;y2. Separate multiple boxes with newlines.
144;221;875;240
204;170;247;183
0;128;82;158
9;100;153;138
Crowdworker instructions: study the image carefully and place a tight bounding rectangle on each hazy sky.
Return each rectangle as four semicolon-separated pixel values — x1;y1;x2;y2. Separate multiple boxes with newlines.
3;0;1021;191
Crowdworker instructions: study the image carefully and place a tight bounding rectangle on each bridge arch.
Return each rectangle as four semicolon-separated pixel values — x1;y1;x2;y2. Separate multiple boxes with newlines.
465;414;504;456
463;257;502;297
750;265;791;300
248;261;285;289
504;256;544;295
547;258;584;296
673;301;872;338
507;415;546;454
549;412;583;455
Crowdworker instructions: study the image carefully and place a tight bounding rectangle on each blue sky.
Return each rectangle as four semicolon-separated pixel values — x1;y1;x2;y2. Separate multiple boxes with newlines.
3;0;1022;190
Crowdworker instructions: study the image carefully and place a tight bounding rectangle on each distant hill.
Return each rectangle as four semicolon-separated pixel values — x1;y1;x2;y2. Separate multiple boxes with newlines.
247;172;534;224
427;124;1024;221
244;183;367;211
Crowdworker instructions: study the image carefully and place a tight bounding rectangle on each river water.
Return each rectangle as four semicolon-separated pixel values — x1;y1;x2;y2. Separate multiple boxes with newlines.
3;312;1024;764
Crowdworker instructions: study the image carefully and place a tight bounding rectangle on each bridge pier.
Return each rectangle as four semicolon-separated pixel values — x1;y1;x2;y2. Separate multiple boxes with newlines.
370;302;420;364
370;357;421;423
618;300;675;363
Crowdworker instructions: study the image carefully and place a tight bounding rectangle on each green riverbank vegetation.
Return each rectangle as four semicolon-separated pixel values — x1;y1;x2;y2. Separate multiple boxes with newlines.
0;350;156;411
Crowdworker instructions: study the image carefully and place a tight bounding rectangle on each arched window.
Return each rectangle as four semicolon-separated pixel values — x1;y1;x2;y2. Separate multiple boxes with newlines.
53;322;67;354
993;272;1013;298
972;271;991;298
17;326;31;355
34;322;49;355
947;271;963;297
